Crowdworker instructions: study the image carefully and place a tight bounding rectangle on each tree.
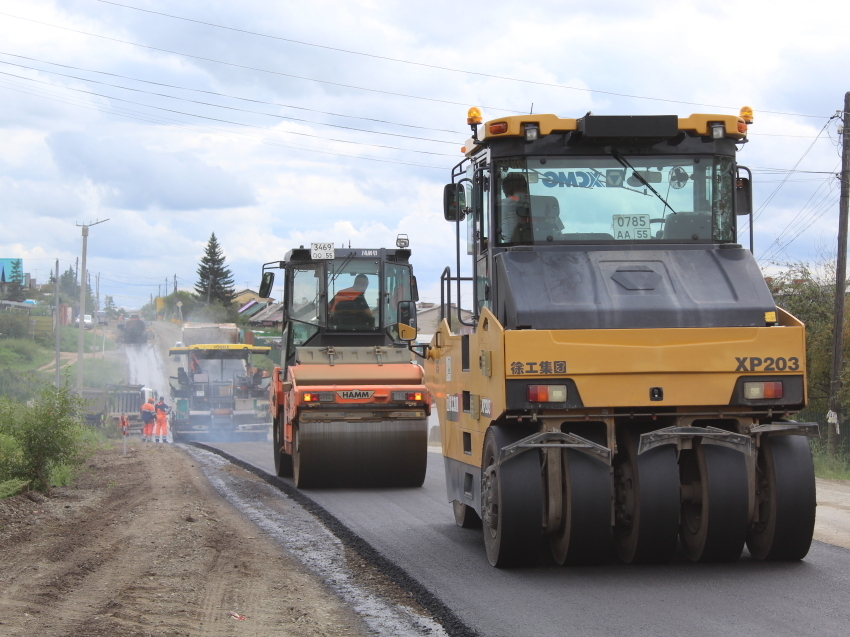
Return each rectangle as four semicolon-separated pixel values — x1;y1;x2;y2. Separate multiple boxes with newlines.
59;266;77;300
194;233;235;306
765;258;850;453
3;259;25;301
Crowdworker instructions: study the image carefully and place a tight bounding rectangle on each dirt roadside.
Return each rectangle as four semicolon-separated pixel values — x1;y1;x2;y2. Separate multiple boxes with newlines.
0;441;372;637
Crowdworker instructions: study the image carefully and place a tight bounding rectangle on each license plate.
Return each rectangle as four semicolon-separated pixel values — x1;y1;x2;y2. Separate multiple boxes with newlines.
612;215;651;240
311;243;335;259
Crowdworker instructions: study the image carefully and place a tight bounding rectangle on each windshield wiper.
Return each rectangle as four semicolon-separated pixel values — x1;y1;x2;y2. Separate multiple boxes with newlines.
612;154;676;215
329;251;356;286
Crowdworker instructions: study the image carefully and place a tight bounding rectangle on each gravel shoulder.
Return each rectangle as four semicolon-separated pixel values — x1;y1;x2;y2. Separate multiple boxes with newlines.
814;478;850;550
0;440;371;637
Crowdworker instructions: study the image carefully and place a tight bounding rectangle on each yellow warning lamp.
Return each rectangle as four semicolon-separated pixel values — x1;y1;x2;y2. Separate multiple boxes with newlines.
468;106;483;142
740;106;753;124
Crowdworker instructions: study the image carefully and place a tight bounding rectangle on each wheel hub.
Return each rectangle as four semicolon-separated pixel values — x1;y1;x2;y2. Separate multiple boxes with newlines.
482;465;499;531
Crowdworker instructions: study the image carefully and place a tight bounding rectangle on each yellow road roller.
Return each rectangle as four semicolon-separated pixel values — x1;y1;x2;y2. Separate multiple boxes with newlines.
413;107;818;567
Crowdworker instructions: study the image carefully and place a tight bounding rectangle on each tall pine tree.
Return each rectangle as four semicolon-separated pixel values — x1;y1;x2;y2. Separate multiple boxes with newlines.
4;259;25;301
195;233;235;306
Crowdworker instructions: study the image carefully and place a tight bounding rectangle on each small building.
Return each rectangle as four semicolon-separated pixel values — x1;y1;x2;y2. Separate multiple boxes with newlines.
416;302;473;335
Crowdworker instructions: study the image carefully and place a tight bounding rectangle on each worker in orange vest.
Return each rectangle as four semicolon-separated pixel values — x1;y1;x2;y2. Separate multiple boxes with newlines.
154;397;170;443
329;274;373;328
140;398;156;442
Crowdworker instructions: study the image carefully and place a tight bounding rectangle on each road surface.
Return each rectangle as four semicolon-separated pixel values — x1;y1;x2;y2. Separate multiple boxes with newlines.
206;436;850;637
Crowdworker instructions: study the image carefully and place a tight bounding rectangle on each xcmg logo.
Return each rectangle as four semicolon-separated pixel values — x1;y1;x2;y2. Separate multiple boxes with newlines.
541;170;622;188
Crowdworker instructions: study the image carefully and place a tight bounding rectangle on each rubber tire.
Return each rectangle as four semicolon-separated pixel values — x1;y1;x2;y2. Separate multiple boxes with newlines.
453;501;482;528
550;449;612;565
747;435;816;561
273;417;293;478
680;443;749;562
614;432;680;564
481;426;543;568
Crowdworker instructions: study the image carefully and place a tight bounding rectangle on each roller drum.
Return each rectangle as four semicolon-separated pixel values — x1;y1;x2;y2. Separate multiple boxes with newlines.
294;419;428;488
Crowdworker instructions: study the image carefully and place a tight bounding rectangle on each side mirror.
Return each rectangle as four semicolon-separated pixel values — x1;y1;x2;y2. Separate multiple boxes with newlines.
736;177;752;216
443;183;467;222
259;271;275;298
396;300;418;342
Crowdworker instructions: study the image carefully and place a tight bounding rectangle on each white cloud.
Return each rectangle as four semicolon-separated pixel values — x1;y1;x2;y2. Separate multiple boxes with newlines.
0;0;847;307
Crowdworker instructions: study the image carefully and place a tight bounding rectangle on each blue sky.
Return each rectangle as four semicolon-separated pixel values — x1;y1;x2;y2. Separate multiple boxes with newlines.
0;0;846;308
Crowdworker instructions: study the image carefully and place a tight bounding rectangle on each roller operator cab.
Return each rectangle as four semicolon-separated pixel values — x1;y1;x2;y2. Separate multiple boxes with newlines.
260;240;430;488
428;107;818;567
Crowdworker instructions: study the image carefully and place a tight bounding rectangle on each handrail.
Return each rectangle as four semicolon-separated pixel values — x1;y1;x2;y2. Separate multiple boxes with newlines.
440;266;473;332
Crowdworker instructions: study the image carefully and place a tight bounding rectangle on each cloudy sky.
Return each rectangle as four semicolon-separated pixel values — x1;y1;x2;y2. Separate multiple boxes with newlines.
0;0;847;309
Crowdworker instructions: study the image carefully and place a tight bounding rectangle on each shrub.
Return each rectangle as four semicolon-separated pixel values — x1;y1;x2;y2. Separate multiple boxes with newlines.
0;479;28;499
0;383;86;494
0;314;28;340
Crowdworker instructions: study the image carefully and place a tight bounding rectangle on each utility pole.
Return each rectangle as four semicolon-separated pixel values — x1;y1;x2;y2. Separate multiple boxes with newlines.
829;91;850;454
95;273;100;313
54;259;61;387
173;274;177;296
75;219;109;394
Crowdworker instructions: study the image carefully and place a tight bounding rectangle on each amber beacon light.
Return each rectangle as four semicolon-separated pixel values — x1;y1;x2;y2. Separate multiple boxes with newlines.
467;107;483;125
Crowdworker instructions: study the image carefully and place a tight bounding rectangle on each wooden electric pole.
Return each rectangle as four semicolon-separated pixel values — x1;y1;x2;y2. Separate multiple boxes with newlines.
75;219;109;394
54;259;61;387
828;91;850;454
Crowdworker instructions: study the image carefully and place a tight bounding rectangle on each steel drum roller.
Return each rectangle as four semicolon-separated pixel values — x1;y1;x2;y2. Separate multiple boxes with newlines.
294;419;428;488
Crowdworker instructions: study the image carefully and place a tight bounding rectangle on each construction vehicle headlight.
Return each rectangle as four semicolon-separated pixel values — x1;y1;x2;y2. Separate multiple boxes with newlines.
489;122;509;135
527;385;568;403
524;124;539;141
467;107;482;125
743;381;783;400
711;123;726;139
392;391;424;401
396;233;409;248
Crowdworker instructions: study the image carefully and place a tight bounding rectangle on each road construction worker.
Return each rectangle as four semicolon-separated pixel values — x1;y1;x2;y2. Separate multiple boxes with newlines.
140;398;156;442
329;274;373;328
154;397;169;443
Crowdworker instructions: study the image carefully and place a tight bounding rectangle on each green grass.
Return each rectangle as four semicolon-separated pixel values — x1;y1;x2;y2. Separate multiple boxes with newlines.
811;440;850;481
0;338;53;371
57;326;116;353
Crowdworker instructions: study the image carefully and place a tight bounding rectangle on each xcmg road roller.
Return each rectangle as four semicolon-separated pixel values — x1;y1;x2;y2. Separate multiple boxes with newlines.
259;238;430;488
413;106;818;567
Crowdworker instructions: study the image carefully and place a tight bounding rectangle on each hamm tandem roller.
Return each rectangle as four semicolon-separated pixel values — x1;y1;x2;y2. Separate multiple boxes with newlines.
258;238;430;488
417;106;818;567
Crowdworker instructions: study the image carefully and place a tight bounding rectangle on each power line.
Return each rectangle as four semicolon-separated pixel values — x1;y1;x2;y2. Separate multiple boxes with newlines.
91;0;829;120
752;160;841;261
751;117;837;224
0;51;463;135
0;69;456;157
0;79;449;169
758;191;839;264
0;10;524;114
0;57;457;145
